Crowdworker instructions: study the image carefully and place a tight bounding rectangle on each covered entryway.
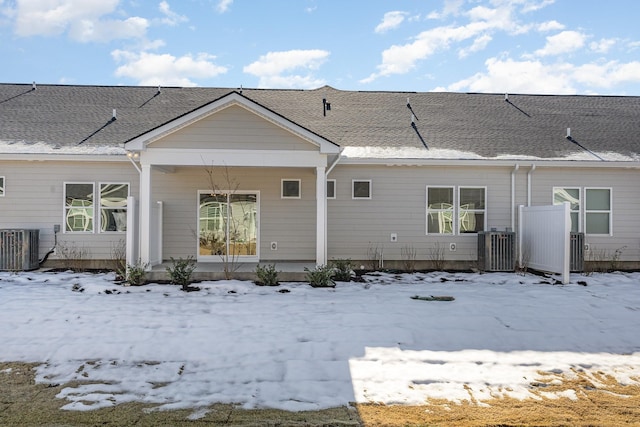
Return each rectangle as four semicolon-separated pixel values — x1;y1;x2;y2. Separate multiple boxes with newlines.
124;91;340;271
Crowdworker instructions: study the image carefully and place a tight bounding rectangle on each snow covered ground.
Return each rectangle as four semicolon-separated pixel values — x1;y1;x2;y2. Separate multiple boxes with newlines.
1;269;639;415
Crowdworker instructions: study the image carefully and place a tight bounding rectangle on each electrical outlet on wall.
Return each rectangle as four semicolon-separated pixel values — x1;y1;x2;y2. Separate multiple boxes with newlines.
270;242;278;250
390;233;398;242
449;243;457;252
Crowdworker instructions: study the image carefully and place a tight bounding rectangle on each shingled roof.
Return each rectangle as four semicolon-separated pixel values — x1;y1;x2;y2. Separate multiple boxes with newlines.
1;83;639;161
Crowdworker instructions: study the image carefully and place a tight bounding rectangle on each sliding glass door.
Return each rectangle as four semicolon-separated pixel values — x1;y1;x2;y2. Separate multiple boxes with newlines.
198;191;258;261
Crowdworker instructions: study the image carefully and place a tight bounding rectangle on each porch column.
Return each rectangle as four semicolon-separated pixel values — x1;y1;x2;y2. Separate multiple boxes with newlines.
139;163;152;268
316;166;327;265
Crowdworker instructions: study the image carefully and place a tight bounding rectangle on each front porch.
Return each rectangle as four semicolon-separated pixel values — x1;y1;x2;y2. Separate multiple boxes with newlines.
146;261;317;282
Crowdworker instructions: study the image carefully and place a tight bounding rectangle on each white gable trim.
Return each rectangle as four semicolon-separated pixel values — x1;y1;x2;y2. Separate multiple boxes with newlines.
125;92;340;155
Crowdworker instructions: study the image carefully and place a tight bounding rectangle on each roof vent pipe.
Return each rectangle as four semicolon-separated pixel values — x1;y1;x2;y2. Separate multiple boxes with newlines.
32;81;36;90
505;93;508;101
157;85;161;94
112;109;117;121
566;127;571;139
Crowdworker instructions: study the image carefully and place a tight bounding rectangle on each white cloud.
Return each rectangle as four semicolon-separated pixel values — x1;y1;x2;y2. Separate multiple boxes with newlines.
537;20;564;32
443;58;576;94
534;30;586;56
520;0;556;13
243;49;330;89
9;0;149;42
112;50;228;86
589;38;616;54
362;2;525;83
439;57;640;95
216;0;233;13
428;0;464;19
375;11;408;34
158;1;187;26
459;34;492;58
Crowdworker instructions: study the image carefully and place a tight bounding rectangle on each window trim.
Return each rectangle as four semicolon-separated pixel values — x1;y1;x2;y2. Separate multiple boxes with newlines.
99;182;130;233
585;187;612;236
281;179;301;199
64;182;95;234
0;176;4;197
326;179;336;199
352;179;372;199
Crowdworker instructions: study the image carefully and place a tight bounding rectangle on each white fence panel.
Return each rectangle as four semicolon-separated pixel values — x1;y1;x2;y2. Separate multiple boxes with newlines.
518;203;571;284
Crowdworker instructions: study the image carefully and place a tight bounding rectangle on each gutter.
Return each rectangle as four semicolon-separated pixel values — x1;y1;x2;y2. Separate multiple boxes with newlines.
511;164;520;231
527;164;536;206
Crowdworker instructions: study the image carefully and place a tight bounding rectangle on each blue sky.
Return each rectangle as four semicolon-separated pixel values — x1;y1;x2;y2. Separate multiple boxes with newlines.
1;0;640;94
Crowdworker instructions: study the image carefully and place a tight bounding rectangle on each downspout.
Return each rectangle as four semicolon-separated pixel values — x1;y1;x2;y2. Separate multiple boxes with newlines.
527;164;536;206
323;149;343;263
511;164;519;231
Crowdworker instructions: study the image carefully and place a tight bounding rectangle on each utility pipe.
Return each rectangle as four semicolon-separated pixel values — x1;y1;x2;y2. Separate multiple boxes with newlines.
511;164;520;231
527;164;536;206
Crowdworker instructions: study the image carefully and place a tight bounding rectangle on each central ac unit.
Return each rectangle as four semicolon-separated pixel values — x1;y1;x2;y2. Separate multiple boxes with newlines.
0;229;40;271
477;231;515;272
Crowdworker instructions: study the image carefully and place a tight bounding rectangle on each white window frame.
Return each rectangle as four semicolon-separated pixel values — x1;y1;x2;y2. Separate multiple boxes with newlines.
99;182;129;233
458;186;487;234
426;186;454;235
64;182;95;233
553;187;581;233
281;179;301;199
327;179;336;199
585;187;612;236
352;179;372;199
0;176;4;197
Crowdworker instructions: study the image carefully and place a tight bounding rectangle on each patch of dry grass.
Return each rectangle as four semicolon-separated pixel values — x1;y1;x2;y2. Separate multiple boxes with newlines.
2;362;640;426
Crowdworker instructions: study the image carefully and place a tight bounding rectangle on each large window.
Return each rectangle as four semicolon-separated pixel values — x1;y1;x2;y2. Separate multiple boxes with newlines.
65;183;94;232
459;187;485;233
100;183;129;232
426;186;486;234
553;187;611;235
426;187;454;234
0;176;4;197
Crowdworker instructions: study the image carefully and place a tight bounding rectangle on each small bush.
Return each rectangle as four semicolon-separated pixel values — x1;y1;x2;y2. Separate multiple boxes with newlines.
305;264;335;288
331;258;353;282
255;263;280;286
166;256;197;291
125;259;148;286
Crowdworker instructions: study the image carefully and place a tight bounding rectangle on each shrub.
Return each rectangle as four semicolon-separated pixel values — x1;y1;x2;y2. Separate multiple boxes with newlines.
125;259;148;286
331;258;353;282
305;264;335;288
166;256;197;291
255;263;280;286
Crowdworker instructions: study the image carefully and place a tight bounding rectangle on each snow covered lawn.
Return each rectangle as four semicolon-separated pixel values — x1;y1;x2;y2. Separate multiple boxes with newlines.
1;270;639;414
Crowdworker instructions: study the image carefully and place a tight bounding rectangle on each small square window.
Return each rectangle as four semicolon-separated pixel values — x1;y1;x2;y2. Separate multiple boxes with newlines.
0;176;4;197
352;180;371;199
327;179;336;199
282;179;301;199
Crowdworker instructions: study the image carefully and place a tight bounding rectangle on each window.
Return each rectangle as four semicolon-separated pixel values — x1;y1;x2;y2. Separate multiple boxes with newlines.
352;180;371;199
426;187;454;234
327;179;336;199
0;176;4;197
65;183;94;232
585;188;611;235
426;186;486;234
282;179;301;199
100;183;129;232
553;187;611;235
459;187;486;233
553;187;580;232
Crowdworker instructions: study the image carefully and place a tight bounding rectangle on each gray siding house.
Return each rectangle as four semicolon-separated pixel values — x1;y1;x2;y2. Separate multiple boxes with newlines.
1;83;639;274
